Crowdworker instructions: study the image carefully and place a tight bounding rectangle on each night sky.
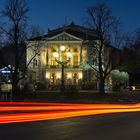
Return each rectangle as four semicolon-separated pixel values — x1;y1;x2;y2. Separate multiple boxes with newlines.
0;0;140;33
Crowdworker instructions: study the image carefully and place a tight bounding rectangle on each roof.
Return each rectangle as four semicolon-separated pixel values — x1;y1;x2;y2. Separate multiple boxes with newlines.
28;22;99;41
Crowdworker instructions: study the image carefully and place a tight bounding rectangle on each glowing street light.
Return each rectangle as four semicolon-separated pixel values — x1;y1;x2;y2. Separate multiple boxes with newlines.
53;51;59;58
53;46;72;93
67;50;72;58
60;45;65;52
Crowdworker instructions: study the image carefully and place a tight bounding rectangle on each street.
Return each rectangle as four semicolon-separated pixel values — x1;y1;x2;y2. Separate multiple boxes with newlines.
0;102;140;139
0;102;140;124
0;112;140;140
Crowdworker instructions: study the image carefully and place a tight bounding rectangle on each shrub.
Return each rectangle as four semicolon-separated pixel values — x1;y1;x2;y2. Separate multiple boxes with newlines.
35;82;47;90
110;70;129;91
81;82;97;90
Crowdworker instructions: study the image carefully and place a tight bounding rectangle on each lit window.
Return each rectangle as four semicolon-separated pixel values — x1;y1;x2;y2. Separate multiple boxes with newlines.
46;72;50;79
73;55;79;66
51;54;57;66
67;73;72;79
56;73;61;79
79;72;83;79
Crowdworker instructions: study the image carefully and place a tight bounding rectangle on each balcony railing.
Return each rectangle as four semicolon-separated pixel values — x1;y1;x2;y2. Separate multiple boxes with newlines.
46;65;80;69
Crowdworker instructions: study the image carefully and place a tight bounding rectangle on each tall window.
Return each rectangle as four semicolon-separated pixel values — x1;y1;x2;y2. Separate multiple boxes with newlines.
73;55;79;67
51;54;57;67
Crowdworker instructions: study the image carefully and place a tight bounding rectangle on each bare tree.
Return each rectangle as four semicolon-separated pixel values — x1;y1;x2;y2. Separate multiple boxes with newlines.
0;0;29;99
0;0;42;100
85;1;122;94
26;25;43;73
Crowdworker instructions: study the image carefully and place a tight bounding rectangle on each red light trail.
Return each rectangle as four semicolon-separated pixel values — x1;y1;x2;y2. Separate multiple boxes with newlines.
0;102;140;124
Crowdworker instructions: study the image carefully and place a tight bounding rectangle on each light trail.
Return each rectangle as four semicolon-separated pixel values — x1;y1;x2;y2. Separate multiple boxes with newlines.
0;107;140;124
0;105;138;112
0;102;140;124
0;102;137;107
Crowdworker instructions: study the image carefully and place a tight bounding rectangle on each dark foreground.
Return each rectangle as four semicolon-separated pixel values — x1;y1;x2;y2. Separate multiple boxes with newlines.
0;112;140;140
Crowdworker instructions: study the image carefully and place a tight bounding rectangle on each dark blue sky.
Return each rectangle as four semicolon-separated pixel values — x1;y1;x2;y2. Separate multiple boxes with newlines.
0;0;140;33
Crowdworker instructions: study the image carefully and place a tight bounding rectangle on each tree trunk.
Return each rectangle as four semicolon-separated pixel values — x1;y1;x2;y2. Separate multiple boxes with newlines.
99;78;105;94
12;78;20;101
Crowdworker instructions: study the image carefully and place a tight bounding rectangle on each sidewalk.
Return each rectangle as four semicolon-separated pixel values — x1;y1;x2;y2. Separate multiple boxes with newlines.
24;90;139;104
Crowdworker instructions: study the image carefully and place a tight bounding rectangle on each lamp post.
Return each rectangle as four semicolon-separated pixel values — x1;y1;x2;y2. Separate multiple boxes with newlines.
53;46;72;93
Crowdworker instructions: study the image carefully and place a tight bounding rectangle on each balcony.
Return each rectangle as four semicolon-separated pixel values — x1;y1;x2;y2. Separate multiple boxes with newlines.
46;65;81;69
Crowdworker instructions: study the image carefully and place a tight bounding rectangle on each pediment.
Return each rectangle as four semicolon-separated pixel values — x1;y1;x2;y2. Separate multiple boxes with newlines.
47;32;82;42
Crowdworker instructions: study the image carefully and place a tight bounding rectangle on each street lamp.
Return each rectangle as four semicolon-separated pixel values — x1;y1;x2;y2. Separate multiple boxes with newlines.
53;46;72;93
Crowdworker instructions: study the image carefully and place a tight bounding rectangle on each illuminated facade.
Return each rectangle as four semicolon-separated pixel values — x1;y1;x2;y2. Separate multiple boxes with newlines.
26;23;101;88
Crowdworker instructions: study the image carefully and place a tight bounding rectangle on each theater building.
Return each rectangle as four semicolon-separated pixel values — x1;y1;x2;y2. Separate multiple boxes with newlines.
26;23;118;89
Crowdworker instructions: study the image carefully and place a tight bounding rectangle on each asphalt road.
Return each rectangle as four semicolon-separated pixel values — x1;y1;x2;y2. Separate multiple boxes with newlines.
0;112;140;140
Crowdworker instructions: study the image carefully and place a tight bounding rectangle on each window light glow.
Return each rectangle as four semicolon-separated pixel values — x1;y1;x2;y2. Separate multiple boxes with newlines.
46;72;50;79
79;72;83;79
67;73;72;79
56;73;61;79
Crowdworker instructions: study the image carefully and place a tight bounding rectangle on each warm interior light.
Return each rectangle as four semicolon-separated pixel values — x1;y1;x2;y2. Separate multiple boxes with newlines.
67;73;72;79
60;45;65;51
79;72;83;79
53;51;59;58
56;73;61;79
46;72;50;79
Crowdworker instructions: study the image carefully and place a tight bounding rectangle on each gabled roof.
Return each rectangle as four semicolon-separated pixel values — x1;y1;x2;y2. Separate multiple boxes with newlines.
47;32;83;42
28;22;98;41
